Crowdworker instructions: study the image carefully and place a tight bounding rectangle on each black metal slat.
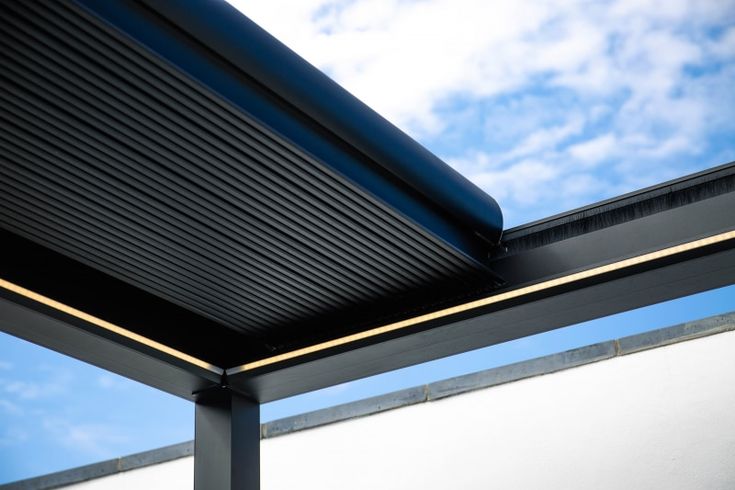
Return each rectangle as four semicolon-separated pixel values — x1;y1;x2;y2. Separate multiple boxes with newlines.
0;80;365;308
44;1;474;278
0;136;330;323
0;116;349;315
0;102;344;318
13;7;441;289
0;161;298;330
0;1;494;340
0;209;246;331
0;60;392;302
0;166;261;327
18;2;459;285
0;10;396;306
0;85;392;333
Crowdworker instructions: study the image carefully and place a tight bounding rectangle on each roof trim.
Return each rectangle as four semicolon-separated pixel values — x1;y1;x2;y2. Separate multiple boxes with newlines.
228;229;735;373
0;278;221;374
134;0;503;243
65;0;498;275
4;310;733;489
224;162;735;401
502;160;735;252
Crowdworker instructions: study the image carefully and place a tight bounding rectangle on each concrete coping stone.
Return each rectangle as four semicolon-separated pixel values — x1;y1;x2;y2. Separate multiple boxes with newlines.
1;442;193;490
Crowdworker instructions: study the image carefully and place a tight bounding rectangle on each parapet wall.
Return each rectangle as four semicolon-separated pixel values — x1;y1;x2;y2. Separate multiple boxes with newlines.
5;312;735;490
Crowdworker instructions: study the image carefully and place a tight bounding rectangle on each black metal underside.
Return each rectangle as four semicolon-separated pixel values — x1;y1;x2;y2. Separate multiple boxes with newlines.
1;0;733;405
499;161;735;254
0;1;501;364
228;162;735;401
2;159;733;400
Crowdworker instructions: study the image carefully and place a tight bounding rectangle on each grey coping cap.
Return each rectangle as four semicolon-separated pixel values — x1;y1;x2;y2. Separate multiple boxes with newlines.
3;310;733;489
0;442;193;490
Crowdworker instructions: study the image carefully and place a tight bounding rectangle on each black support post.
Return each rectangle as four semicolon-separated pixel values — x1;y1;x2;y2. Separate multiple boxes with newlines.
194;387;260;490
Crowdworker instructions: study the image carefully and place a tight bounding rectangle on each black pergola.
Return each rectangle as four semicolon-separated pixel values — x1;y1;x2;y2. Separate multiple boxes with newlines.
1;2;734;489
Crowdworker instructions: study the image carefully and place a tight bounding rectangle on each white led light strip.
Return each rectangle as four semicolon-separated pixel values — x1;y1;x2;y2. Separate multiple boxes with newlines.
2;229;733;376
228;229;735;374
0;278;222;375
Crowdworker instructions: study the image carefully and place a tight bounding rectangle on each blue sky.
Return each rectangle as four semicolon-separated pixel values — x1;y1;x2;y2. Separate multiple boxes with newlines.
1;0;734;483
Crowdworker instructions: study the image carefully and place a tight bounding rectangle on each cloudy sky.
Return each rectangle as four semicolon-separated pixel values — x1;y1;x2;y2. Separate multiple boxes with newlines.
236;0;735;224
1;0;734;483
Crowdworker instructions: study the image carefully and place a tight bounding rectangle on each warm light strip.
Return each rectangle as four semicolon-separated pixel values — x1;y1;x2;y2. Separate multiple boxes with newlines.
228;229;735;374
0;278;223;375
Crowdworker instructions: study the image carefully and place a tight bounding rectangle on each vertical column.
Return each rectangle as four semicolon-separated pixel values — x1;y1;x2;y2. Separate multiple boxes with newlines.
194;387;260;490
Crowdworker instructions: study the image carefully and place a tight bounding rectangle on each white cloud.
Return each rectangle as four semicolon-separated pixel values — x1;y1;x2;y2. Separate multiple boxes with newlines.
503;118;585;163
710;26;735;58
462;159;561;206
96;374;133;391
568;134;617;166
560;173;606;201
0;399;21;415
0;367;71;400
0;426;28;446
4;381;43;400
42;417;129;456
231;0;735;224
231;0;575;133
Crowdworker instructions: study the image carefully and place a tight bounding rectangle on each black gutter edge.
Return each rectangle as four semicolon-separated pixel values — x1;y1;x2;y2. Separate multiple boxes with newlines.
501;160;735;253
5;310;733;489
134;0;503;244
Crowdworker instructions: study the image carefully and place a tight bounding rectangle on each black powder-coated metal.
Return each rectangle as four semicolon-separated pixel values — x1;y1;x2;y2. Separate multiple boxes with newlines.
227;164;735;401
0;287;222;400
1;163;732;403
137;0;504;244
0;0;734;408
0;0;501;361
195;388;259;490
7;5;733;490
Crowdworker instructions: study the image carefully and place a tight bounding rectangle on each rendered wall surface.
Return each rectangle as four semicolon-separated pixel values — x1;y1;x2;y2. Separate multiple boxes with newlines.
48;330;735;489
69;459;192;490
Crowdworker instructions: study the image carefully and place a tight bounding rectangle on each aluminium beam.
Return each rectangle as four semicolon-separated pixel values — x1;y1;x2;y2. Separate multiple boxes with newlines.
226;165;735;402
0;227;236;401
0;284;222;400
1;165;734;403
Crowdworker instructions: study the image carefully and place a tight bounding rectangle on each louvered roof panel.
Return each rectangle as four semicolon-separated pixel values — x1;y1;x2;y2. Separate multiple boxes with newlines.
0;0;501;354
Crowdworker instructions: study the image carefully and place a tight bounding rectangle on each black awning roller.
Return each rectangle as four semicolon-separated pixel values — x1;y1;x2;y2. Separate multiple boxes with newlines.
114;0;504;244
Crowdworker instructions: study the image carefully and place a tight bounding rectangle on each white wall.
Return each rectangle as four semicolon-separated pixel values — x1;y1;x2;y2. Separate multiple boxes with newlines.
71;458;193;490
69;330;735;490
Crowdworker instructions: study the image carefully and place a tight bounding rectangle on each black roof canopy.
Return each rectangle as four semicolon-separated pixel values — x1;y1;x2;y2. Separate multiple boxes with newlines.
1;0;734;404
0;0;503;366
